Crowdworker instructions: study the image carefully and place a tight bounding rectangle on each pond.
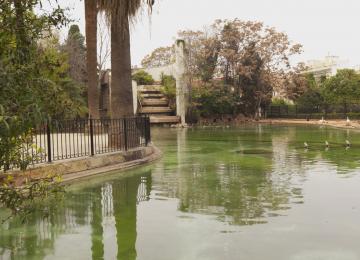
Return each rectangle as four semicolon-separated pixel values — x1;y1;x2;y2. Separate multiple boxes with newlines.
1;124;360;260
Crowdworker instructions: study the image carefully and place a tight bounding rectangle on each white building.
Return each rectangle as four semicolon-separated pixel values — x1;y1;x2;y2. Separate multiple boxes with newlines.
305;55;348;81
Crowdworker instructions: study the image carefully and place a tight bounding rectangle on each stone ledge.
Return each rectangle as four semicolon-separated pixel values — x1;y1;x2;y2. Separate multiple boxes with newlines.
61;145;162;184
2;145;162;186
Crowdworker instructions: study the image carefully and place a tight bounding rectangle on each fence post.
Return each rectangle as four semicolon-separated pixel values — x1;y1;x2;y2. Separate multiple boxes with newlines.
149;116;151;144
89;118;95;156
286;106;289;117
124;118;128;151
46;122;52;163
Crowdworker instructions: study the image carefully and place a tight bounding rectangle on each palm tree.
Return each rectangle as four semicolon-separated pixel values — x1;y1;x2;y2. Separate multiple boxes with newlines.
98;0;154;118
85;0;100;119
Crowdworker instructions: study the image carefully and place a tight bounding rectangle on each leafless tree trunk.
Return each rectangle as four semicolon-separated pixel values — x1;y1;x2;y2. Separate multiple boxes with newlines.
97;14;111;77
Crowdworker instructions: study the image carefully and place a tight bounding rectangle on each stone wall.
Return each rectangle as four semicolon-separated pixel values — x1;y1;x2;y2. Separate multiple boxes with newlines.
3;145;161;186
99;71;138;116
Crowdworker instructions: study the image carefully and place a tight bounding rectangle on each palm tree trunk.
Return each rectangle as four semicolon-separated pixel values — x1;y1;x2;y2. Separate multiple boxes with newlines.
110;16;134;118
85;0;100;119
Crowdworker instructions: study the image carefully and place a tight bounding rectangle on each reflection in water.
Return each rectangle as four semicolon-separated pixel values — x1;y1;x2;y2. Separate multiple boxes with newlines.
91;186;104;259
113;175;138;260
151;125;360;227
0;172;152;260
152;126;304;226
1;125;360;259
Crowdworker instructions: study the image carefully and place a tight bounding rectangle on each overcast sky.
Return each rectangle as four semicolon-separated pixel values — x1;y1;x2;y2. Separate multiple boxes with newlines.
58;0;360;68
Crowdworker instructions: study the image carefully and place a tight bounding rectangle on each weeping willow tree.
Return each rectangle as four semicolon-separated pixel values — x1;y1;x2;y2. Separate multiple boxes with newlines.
98;0;155;118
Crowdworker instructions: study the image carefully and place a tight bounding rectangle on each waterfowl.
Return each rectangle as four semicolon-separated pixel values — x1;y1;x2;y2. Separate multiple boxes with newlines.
346;140;351;147
325;141;329;148
346;117;351;126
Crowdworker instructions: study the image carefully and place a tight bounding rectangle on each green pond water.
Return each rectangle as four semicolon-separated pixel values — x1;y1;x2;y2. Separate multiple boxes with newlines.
1;125;360;260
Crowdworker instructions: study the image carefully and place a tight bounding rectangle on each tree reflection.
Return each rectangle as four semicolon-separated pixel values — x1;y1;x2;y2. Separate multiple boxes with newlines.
153;127;304;226
112;175;140;260
176;158;293;225
0;171;152;260
91;187;104;260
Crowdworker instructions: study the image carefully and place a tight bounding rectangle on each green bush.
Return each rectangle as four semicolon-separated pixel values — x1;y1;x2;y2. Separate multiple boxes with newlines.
346;112;360;119
295;89;324;110
192;81;238;117
161;74;176;109
271;98;291;106
132;70;155;85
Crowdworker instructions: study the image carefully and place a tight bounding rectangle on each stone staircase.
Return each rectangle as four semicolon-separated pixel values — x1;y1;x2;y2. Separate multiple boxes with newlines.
138;85;180;124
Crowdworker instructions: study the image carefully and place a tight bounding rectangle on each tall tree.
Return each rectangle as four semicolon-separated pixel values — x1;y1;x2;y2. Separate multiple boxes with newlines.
13;0;29;62
0;0;70;217
322;69;360;113
85;0;100;119
63;25;87;86
98;0;155;118
141;46;174;68
218;19;302;116
178;28;222;83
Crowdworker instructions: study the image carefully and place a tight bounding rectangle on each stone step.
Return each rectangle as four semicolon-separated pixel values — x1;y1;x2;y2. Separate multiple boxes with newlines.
142;99;168;107
139;107;173;114
139;90;163;94
138;84;163;89
141;93;165;99
150;116;181;124
138;85;164;93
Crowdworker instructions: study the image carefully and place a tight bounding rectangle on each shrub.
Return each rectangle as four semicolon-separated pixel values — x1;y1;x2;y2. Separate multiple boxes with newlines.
271;98;291;106
132;70;155;85
161;74;176;109
295;89;324;111
192;81;238;117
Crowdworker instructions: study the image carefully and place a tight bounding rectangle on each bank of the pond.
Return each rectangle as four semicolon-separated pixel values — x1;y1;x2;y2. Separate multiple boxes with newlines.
192;116;360;131
261;118;360;131
2;145;162;186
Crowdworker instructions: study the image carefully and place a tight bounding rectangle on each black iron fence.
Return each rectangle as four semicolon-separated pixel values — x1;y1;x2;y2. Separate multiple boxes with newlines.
265;105;360;120
18;116;151;167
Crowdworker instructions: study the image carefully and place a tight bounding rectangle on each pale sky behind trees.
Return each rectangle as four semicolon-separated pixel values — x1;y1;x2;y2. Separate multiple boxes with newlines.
57;0;360;68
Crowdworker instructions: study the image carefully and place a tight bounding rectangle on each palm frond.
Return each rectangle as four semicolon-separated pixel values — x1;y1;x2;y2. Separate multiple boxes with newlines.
98;0;154;27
